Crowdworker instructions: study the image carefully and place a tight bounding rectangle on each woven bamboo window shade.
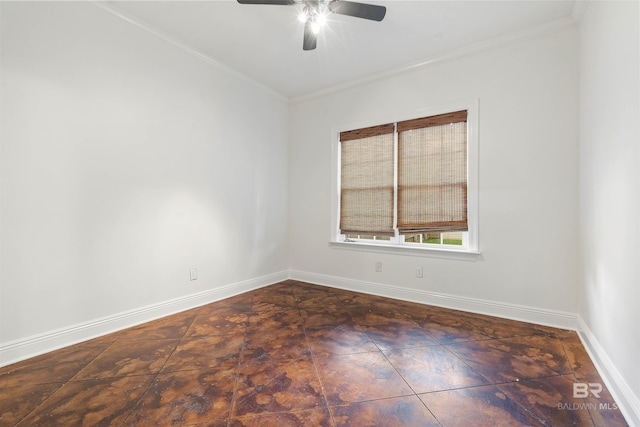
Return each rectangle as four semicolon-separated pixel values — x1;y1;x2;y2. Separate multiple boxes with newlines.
397;110;468;234
340;123;395;236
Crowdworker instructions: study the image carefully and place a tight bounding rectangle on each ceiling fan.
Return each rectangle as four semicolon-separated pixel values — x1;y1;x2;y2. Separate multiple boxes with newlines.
237;0;386;51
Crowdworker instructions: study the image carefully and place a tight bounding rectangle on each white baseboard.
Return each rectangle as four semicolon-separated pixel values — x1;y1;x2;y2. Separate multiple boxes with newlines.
290;270;579;330
0;270;288;368
577;316;640;427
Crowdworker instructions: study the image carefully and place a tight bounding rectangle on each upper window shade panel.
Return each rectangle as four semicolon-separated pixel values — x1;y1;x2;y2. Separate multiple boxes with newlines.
339;123;394;236
397;111;468;234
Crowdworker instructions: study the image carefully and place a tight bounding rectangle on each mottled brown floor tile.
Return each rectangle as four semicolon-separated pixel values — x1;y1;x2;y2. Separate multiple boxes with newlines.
469;315;566;339
224;298;254;313
354;310;409;326
500;334;571;375
361;320;438;350
0;383;63;427
186;312;248;337
297;293;343;310
243;325;310;361
419;385;543;427
252;284;294;296
418;314;491;344
251;301;295;313
587;403;628;426
230;406;333;427
391;305;432;324
300;307;356;328
117;313;196;341
179;421;229;427
251;288;296;308
72;339;178;380
347;294;393;306
330;288;363;300
74;332;124;350
498;375;596;426
196;303;252;319
561;333;603;383
252;283;292;296
315;352;413;405
306;324;378;356
351;301;416;325
200;293;254;313
370;300;415;318
0;340;112;387
252;296;297;310
445;339;561;383
246;308;303;332
126;367;236;426
291;283;334;296
16;375;153;427
331;395;439;427
585;383;629;426
161;335;244;373
385;346;490;393
233;355;325;417
335;300;372;316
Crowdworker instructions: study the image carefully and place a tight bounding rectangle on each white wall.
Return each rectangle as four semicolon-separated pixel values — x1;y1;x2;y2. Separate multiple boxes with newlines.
289;27;580;315
578;0;640;422
0;2;289;357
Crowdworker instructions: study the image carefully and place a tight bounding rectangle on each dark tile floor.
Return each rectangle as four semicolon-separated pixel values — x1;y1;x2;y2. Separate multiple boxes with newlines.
0;280;628;426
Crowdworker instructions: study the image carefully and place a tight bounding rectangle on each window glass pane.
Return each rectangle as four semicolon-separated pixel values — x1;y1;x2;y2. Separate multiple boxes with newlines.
442;231;463;245
405;232;465;245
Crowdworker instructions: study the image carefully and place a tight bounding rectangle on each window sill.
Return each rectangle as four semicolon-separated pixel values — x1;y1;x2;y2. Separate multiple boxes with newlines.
329;241;481;261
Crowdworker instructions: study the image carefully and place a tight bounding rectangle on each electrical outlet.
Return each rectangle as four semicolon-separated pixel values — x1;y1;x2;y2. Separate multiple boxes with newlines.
190;267;198;281
416;266;423;278
375;261;382;272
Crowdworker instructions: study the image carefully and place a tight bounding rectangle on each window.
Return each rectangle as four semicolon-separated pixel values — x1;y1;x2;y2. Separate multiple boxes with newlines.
333;106;478;256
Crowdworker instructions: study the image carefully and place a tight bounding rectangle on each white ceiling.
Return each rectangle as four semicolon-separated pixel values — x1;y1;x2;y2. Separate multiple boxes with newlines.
104;0;577;99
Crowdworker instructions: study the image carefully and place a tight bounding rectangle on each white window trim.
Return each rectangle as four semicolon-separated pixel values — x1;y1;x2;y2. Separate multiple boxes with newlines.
329;100;480;261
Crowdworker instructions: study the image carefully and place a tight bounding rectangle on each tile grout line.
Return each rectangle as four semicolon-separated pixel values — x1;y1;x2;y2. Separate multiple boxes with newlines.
437;338;595;427
226;300;252;426
117;315;198;427
368;330;445;425
12;338;119;427
11;382;66;427
295;286;339;427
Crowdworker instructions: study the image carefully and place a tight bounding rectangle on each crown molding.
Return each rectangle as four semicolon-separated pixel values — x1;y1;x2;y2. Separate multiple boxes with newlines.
91;1;580;105
290;15;579;104
91;1;288;103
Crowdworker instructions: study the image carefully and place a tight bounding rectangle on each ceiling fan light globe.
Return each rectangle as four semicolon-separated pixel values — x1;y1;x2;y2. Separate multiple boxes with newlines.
316;12;327;27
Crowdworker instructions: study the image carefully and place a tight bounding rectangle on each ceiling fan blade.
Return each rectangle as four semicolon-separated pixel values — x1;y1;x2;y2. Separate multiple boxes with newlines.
237;0;295;5
303;20;317;50
329;1;386;21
